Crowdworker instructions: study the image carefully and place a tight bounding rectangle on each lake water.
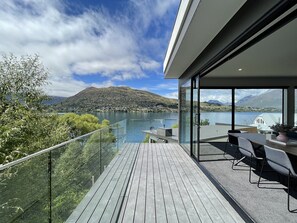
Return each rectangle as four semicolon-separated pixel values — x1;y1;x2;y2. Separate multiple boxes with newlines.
96;112;178;142
95;112;263;142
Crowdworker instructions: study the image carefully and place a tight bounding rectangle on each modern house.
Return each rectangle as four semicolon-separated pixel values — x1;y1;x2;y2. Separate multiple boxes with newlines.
163;0;297;161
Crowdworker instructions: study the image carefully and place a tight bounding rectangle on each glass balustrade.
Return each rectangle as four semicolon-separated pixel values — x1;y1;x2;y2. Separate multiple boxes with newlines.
0;120;126;223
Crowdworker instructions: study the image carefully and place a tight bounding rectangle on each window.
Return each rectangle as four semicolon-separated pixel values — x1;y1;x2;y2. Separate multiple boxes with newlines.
295;89;297;126
235;89;283;134
199;89;232;143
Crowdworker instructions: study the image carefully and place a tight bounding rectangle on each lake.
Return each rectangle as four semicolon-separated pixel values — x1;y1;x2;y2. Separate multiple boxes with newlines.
95;112;264;142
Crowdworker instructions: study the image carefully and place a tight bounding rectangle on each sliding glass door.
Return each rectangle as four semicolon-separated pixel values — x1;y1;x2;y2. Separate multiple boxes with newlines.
198;89;232;161
192;77;199;160
180;80;191;154
179;77;200;161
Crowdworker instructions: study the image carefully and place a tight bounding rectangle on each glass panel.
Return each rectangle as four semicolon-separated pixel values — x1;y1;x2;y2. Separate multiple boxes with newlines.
199;89;232;161
112;119;127;149
51;126;119;222
295;89;297;126
235;89;283;134
0;120;126;222
192;78;199;159
199;89;232;142
180;80;191;153
0;154;49;223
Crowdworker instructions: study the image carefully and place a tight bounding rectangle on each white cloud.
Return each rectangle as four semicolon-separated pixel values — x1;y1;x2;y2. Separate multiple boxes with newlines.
154;83;178;91
140;59;160;70
111;72;147;81
129;0;178;30
44;78;115;97
44;78;89;97
0;0;179;96
164;91;178;99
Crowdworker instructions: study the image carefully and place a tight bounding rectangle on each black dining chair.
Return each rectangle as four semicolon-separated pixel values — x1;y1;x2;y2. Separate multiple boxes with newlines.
233;137;264;183
224;130;241;159
258;145;297;212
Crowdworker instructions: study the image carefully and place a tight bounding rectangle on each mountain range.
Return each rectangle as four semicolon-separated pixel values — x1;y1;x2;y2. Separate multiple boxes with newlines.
236;90;283;109
206;89;292;110
49;88;293;113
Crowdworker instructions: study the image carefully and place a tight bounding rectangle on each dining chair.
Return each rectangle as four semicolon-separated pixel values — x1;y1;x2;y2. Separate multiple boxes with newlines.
258;145;297;212
233;137;263;183
224;130;241;159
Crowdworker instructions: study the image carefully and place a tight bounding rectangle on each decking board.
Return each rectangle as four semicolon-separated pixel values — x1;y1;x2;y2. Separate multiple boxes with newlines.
119;144;245;223
170;144;224;222
89;144;139;223
172;143;241;223
66;143;139;223
145;143;156;223
134;143;148;222
155;143;179;223
161;143;205;223
68;143;245;223
120;142;145;222
151;142;168;223
158;144;191;223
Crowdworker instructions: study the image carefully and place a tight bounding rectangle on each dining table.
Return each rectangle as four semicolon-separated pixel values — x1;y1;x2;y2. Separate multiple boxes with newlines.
229;132;297;157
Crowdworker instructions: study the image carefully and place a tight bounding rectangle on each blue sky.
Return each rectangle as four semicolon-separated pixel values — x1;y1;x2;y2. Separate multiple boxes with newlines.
0;0;179;98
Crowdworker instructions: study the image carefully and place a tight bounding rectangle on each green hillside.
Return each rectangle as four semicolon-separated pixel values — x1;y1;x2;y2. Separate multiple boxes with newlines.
52;86;178;112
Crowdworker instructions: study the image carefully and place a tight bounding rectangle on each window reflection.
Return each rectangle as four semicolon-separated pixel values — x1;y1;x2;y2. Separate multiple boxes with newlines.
180;81;191;152
295;89;297;126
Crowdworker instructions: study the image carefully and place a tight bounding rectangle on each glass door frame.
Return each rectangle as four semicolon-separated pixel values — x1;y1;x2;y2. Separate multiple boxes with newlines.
190;76;200;161
182;75;288;162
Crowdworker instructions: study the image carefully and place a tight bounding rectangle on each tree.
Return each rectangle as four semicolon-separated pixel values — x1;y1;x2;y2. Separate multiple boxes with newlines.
0;54;48;113
0;54;69;164
200;119;210;126
58;113;104;138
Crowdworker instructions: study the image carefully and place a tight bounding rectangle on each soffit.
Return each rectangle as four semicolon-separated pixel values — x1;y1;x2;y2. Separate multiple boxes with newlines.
204;17;297;79
163;0;246;79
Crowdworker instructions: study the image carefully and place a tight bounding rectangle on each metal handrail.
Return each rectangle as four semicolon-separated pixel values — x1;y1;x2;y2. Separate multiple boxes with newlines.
0;126;111;171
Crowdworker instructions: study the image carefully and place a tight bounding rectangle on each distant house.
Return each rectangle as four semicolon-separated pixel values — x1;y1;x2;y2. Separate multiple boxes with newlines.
252;113;297;133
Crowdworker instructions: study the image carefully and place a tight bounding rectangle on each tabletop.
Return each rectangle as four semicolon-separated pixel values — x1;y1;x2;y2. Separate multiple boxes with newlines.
229;132;297;156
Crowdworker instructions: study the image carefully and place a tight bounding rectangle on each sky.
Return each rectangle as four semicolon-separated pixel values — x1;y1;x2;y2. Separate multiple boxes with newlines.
0;0;180;98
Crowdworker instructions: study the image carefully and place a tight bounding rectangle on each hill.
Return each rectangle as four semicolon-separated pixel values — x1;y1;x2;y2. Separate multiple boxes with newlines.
52;87;178;112
44;96;66;105
207;100;224;106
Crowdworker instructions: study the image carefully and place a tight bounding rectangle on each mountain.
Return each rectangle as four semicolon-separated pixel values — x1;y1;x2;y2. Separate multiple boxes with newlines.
52;87;178;112
236;95;255;105
236;90;282;110
207;100;223;105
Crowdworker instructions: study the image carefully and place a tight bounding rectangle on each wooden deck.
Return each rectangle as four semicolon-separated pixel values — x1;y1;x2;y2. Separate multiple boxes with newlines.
67;143;245;223
118;143;244;223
